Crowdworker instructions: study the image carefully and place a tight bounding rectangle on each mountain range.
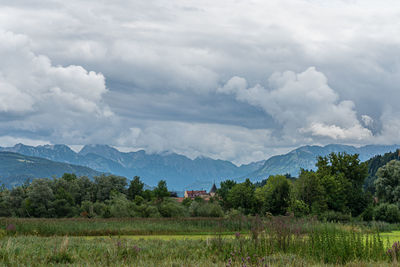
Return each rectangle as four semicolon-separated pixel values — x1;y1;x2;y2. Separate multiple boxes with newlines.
0;144;264;189
250;144;400;179
0;143;398;190
0;152;102;188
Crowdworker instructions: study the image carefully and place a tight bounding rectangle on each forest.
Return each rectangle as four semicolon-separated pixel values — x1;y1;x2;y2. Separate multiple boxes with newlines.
0;151;399;223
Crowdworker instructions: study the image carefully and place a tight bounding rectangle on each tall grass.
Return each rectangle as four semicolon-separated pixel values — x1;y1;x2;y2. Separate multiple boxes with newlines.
209;216;389;265
0;216;396;266
0;217;253;236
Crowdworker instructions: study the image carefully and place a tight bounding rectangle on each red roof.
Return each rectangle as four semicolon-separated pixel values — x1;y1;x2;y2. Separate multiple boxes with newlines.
186;190;208;198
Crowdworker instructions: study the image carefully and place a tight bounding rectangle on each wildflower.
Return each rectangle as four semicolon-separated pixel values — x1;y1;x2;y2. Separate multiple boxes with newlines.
235;232;241;239
6;224;16;232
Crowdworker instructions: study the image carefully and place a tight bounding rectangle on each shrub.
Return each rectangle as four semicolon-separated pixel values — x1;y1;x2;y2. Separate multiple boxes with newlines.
360;205;374;221
80;201;94;218
190;202;224;217
289;199;310;217
158;200;187;217
108;193;136;217
374;203;400;223
93;202;108;217
318;210;351;223
144;205;161;218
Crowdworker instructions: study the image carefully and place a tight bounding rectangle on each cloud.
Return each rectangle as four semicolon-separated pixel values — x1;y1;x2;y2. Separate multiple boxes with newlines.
115;122;283;165
361;115;374;127
0;1;400;163
0;136;49;147
0;29;113;144
219;67;373;142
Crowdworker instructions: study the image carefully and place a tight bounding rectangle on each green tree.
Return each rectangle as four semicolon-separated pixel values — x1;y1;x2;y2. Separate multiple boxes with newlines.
94;175;127;202
227;179;255;214
294;170;326;214
255;175;290;215
319;173;349;213
315;152;368;216
154;180;169;200
26;179;55;217
8;186;27;217
0;189;11;217
375;160;400;205
374;203;400;223
107;192;136;218
77;176;96;203
127;176;144;200
216;180;236;210
158;199;187;217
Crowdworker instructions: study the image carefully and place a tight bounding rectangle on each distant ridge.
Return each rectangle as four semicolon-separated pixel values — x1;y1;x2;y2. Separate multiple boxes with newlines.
0;144;264;189
249;144;400;180
0;143;398;189
0;152;102;188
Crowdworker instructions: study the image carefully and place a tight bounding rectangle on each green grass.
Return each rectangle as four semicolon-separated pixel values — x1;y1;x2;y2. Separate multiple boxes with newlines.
380;231;400;245
0;217;397;266
0;217;253;236
84;233;242;240
0;235;392;267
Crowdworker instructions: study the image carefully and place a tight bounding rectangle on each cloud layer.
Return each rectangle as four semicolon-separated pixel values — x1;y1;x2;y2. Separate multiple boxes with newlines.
0;30;113;144
219;67;373;143
0;0;400;164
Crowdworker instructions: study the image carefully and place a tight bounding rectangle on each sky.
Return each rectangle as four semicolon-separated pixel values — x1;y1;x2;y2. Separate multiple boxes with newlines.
0;0;400;164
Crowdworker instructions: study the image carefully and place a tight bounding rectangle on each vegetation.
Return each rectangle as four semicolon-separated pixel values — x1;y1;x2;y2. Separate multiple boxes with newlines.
2;151;400;265
0;216;397;266
0;151;399;224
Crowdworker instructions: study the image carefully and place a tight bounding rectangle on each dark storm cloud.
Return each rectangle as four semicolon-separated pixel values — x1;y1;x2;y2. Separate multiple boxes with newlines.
0;0;400;163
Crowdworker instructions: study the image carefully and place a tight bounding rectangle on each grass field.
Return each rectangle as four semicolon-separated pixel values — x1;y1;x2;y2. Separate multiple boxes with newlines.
0;217;252;236
0;217;398;266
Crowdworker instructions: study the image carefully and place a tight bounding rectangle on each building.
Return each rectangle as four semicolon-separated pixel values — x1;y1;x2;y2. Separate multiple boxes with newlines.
184;190;207;198
209;183;217;197
183;183;218;200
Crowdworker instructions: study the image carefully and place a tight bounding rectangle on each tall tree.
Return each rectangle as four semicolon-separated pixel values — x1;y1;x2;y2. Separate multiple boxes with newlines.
217;180;237;210
316;152;368;216
94;175;127;202
154;180;169;200
375;160;400;205
255;175;290;215
227;179;255;214
127;176;144;200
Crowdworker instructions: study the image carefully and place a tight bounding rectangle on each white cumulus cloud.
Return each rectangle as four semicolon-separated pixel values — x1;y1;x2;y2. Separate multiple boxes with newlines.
0;29;113;144
219;67;373;142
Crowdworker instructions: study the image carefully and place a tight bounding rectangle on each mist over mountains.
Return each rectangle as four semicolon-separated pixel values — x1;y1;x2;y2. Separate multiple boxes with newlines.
0;144;263;189
250;144;400;179
0;143;398;190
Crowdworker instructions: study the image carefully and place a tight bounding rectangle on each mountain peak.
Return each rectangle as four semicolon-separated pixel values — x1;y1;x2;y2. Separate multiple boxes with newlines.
79;144;121;157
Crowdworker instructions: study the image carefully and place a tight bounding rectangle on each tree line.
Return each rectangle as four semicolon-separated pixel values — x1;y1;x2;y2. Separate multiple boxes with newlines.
0;151;400;222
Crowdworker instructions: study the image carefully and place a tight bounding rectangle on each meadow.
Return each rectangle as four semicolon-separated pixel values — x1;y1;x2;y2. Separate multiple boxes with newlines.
1;216;399;266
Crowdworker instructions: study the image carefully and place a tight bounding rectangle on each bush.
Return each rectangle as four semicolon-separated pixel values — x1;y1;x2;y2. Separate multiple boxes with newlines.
190;202;224;217
144;205;161;218
80;201;94;218
108;193;136;217
374;203;400;223
158;200;187;217
318;210;351;223
289;199;310;217
93;202;108;217
360;204;374;221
